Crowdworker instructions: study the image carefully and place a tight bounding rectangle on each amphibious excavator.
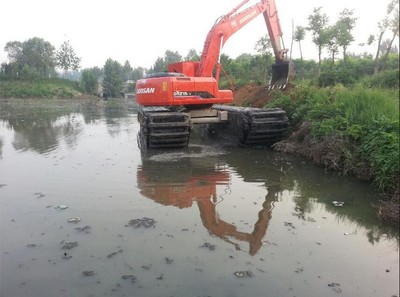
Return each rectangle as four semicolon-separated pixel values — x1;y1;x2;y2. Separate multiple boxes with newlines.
136;0;294;149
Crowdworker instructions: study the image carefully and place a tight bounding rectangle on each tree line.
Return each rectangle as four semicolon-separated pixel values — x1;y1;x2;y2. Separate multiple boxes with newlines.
1;0;398;97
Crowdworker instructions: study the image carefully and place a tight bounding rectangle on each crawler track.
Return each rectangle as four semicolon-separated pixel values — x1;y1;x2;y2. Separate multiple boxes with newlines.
212;105;289;146
138;105;289;149
138;107;191;149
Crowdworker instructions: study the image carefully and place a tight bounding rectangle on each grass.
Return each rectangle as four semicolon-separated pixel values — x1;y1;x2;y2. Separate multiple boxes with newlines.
0;77;86;99
267;84;399;196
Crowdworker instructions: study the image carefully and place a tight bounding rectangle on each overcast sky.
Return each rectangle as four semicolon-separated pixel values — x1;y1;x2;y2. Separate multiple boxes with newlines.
0;0;396;69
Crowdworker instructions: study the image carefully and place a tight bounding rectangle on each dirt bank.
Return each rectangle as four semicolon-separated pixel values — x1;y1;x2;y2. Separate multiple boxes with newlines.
233;84;276;107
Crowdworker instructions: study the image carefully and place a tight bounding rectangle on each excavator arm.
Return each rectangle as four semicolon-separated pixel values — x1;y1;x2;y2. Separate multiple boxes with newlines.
196;0;293;88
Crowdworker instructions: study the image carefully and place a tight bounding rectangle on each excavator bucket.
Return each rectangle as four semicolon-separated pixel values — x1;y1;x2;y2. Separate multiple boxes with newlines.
269;61;295;90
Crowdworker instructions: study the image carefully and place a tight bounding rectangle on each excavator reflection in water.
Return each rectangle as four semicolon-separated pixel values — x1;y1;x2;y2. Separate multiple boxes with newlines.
137;154;282;256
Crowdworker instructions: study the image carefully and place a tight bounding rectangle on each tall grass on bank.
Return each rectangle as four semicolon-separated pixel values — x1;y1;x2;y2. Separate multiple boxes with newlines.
0;78;83;98
267;84;399;196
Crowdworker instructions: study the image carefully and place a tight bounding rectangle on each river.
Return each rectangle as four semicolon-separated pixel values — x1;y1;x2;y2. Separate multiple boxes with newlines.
0;99;398;297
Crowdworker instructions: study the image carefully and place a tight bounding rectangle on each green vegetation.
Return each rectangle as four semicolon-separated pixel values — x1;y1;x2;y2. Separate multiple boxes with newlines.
0;77;85;98
267;84;399;197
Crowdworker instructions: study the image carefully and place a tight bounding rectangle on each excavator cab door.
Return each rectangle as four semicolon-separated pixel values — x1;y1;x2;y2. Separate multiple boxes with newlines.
269;60;295;90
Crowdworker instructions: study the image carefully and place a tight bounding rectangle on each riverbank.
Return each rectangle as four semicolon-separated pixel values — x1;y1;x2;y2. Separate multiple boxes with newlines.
233;83;399;226
0;78;92;99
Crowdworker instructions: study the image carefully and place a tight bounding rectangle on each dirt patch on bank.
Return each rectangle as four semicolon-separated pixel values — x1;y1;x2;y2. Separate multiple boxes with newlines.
233;84;274;107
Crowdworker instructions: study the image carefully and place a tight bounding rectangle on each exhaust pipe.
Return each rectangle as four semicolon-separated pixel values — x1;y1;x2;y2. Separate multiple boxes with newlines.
268;60;295;90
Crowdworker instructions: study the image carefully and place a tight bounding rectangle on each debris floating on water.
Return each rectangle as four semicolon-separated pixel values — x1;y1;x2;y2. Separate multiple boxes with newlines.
34;192;46;199
122;274;137;283
62;252;72;260
68;217;81;223
55;205;68;210
107;249;124;258
75;225;91;233
82;271;96;277
328;282;342;293
332;201;344;207
61;241;78;250
201;242;216;251
234;271;254;278
125;217;156;228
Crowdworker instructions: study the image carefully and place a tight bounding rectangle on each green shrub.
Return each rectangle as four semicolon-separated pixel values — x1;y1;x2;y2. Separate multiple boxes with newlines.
267;84;399;193
361;69;399;89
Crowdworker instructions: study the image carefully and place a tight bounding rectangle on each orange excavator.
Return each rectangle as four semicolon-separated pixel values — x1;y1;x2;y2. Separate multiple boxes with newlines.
136;0;294;149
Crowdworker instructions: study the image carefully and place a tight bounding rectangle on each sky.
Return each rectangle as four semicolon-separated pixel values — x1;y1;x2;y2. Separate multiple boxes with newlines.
0;0;397;70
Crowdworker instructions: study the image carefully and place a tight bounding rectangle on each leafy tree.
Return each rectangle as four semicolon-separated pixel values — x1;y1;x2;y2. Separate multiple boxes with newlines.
382;0;399;70
80;69;98;94
23;37;56;76
294;26;306;60
184;49;200;61
326;25;339;65
90;66;103;79
131;67;145;81
218;54;234;88
122;60;133;81
336;9;357;62
4;37;56;78
370;19;389;74
102;58;123;98
56;40;81;74
371;0;399;74
164;50;182;65
4;41;23;63
250;53;273;83
254;35;272;55
308;7;330;76
149;57;166;73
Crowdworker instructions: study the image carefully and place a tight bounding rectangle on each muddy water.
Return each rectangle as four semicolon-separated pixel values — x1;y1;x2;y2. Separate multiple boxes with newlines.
0;100;398;297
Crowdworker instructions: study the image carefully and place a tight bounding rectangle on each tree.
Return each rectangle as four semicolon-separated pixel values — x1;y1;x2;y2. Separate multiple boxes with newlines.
4;37;56;78
56;40;81;73
149;57;166;73
371;0;399;74
164;50;182;65
131;67;145;81
382;0;399;70
80;69;98;94
4;41;23;63
122;60;133;81
326;25;339;65
3;41;23;77
184;48;200;61
254;35;272;55
294;26;306;60
308;7;330;76
336;9;357;62
102;58;123;98
372;19;389;74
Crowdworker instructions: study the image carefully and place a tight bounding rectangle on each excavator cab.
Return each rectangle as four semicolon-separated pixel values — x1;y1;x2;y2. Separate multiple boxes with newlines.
269;60;295;90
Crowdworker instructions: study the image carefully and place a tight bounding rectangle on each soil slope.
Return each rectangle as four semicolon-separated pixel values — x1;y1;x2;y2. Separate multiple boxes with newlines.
233;84;275;107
